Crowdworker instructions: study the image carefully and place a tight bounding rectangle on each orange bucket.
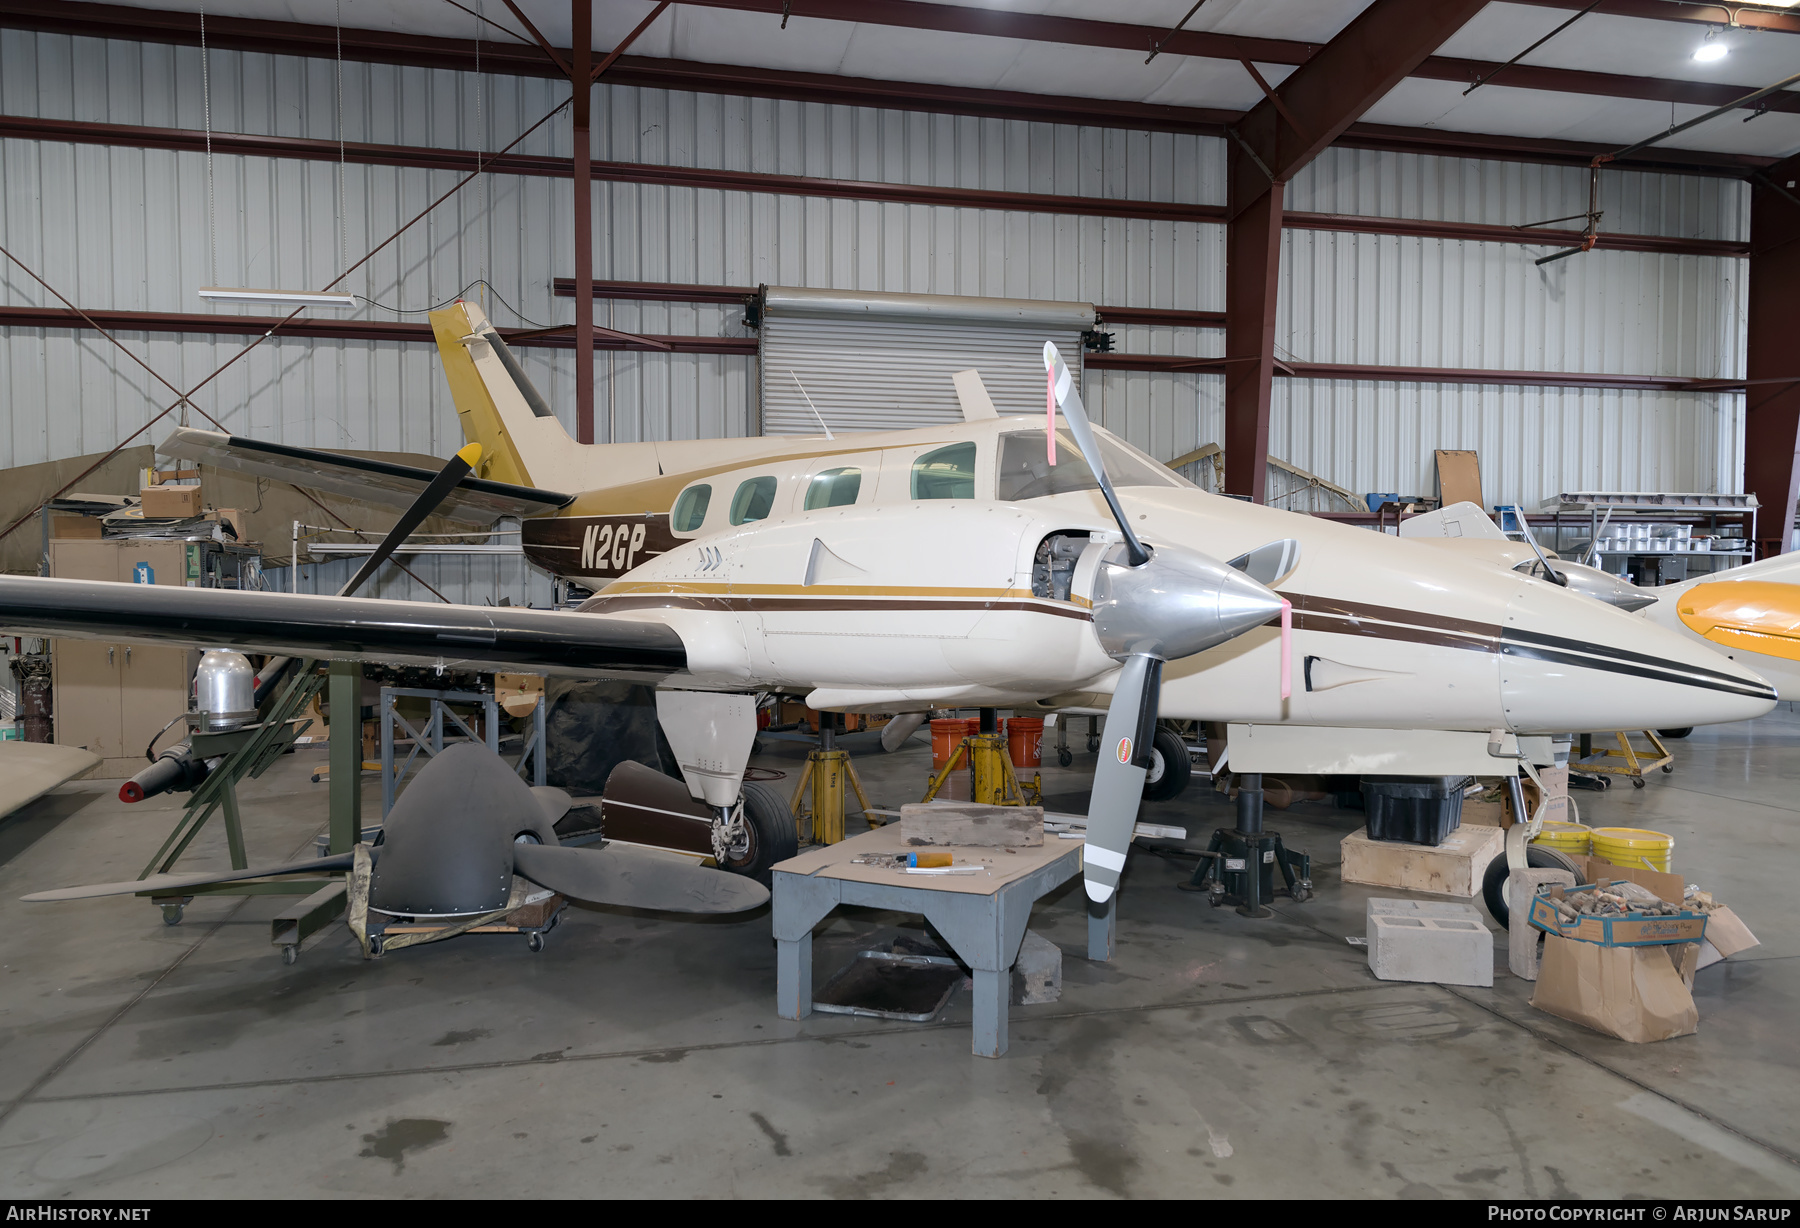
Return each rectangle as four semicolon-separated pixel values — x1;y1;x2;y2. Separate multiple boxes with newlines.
1004;717;1044;769
930;717;978;768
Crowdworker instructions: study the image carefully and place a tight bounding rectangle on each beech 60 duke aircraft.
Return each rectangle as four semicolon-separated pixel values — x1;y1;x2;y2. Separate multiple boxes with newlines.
0;303;1777;903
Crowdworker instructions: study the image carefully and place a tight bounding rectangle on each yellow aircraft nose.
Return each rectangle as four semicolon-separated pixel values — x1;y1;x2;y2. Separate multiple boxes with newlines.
1677;581;1800;663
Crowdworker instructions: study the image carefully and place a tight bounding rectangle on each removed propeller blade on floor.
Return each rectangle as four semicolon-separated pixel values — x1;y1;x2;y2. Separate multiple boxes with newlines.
512;842;768;914
23;852;357;903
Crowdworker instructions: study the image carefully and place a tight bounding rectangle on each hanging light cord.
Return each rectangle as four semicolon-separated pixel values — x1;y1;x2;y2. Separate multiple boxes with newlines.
355;278;551;329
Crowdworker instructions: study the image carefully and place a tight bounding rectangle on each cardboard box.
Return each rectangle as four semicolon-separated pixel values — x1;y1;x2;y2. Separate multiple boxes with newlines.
1527;885;1708;947
1531;933;1699;1042
140;484;202;518
50;514;103;540
1695;905;1760;969
1461;780;1508;827
1577;854;1683;904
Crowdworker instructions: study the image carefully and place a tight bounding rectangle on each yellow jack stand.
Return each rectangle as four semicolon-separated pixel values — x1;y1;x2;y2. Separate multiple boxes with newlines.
790;725;873;845
1574;730;1673;789
922;711;1042;808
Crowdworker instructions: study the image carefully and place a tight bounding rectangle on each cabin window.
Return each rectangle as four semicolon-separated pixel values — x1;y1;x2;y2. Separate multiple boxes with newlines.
672;484;712;533
996;430;1186;501
729;475;779;525
804;467;862;511
911;443;977;500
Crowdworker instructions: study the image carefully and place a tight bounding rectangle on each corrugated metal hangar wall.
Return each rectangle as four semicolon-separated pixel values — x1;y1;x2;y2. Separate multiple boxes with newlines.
0;27;1749;603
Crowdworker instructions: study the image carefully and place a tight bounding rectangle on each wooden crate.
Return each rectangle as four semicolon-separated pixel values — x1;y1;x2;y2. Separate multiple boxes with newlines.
1339;824;1504;898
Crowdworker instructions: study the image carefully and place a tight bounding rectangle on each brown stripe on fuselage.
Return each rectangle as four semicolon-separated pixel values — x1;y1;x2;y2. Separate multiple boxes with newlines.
1287;611;1495;654
1282;591;1504;641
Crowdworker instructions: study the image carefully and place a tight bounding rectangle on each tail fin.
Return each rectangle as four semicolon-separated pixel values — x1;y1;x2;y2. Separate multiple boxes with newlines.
430;301;573;489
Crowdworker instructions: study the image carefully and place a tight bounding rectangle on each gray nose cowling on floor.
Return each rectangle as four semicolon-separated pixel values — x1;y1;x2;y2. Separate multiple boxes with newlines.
1089;541;1286;662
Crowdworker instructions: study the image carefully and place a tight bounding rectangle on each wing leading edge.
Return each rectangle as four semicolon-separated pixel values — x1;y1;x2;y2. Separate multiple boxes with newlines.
0;577;685;680
158;427;572;524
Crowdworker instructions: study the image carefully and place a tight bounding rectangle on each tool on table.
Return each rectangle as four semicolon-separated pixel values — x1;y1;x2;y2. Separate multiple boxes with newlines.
851;851;955;869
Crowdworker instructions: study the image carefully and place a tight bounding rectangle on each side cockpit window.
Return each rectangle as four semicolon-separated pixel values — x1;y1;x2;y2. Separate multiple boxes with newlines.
730;476;778;525
672;484;712;533
805;467;862;510
911;443;977;500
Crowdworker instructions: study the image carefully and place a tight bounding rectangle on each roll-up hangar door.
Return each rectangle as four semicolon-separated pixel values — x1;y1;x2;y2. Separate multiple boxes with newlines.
757;287;1094;436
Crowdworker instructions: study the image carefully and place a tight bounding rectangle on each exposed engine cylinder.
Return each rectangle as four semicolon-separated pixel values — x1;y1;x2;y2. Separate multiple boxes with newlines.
194;649;256;731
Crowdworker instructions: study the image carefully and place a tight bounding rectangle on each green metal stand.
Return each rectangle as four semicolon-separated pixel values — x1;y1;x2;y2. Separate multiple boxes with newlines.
327;661;363;856
136;660;347;922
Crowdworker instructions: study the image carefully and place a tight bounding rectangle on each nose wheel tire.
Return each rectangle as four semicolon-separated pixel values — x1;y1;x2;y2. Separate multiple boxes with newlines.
1482;844;1587;929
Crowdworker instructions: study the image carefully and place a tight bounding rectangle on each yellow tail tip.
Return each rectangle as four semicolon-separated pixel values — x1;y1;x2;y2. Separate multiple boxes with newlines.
455;442;484;469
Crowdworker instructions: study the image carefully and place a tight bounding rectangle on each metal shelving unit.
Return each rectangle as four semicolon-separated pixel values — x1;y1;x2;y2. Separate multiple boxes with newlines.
1535;492;1758;582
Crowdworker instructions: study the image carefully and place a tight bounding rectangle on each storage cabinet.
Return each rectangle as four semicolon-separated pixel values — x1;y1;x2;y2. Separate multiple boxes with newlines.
50;540;196;778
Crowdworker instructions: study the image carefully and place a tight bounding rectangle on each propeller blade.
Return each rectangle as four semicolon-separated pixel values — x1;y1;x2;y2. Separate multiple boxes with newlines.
1044;342;1149;567
511;841;770;914
880;711;927;752
337;442;483;598
23;852;357;903
1082;652;1162;903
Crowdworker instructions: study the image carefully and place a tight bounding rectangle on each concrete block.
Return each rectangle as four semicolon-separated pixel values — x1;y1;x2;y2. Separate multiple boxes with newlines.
1508;867;1577;982
1366;897;1481;966
1367;902;1493;987
1012;930;1062;1005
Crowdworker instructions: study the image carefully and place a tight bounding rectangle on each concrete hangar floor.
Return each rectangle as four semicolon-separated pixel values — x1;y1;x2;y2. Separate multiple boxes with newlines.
0;710;1796;1200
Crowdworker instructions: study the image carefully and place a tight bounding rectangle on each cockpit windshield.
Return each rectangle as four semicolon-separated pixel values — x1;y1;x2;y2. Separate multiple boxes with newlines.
996;430;1189;502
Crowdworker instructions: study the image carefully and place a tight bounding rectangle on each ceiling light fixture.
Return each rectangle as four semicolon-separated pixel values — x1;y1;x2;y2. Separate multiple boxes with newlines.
198;287;357;308
1694;29;1729;62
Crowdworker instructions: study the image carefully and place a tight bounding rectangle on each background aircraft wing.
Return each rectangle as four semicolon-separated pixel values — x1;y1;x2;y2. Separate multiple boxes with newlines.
0;577;685;680
159;427;572;524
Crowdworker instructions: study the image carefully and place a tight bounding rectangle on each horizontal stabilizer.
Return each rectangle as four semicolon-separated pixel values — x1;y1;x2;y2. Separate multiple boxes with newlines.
159;428;571;524
24;852;356;903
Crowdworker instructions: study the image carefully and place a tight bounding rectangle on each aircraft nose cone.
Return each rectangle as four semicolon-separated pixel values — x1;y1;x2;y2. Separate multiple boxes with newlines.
1091;543;1285;661
1501;578;1777;733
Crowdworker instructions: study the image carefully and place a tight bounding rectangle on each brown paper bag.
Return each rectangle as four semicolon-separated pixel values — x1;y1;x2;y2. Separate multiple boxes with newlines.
1530;934;1699;1042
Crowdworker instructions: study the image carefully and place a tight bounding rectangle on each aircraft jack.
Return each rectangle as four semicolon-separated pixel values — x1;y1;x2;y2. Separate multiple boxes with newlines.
921;709;1042;808
1180;773;1312;917
790;723;873;845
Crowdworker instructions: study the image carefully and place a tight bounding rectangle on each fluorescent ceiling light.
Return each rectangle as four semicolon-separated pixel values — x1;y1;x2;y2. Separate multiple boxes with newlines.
198;287;356;308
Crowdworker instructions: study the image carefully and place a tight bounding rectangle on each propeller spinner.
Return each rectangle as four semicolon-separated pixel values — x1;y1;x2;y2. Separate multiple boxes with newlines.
1043;343;1287;902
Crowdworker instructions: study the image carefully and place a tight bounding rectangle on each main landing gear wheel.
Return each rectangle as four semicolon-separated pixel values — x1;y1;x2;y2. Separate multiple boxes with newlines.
1142;726;1192;802
1483;844;1586;929
720;781;800;886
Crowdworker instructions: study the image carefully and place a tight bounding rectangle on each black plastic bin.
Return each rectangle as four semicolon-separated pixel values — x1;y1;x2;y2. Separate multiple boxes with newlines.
1358;775;1473;847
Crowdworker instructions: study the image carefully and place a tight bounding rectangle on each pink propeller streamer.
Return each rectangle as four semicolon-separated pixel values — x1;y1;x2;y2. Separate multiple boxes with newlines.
1280;598;1292;701
1046;367;1056;466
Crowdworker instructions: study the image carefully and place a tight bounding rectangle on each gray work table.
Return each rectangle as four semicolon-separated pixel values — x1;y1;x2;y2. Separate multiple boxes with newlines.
771;824;1115;1058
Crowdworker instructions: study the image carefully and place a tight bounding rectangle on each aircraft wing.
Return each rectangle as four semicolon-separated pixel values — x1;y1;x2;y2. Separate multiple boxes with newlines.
0;577;685;680
158;427;572;524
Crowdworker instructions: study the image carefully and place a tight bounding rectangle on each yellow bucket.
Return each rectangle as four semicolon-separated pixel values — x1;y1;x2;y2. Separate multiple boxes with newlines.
1590;827;1675;874
1531;821;1592;857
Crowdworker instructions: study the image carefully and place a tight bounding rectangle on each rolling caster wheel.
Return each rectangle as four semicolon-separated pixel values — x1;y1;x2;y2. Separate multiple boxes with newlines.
281;945;298;966
1632;777;1646;789
1057;747;1074;768
366;934;384;957
526;932;545;953
1661;765;1673;774
1207;887;1226;908
1086;736;1100;754
160;904;183;926
1291;881;1314;904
